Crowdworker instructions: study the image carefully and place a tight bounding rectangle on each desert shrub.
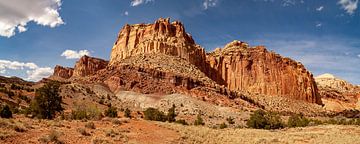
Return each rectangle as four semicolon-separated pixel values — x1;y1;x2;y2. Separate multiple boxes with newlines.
167;104;177;123
71;103;103;120
29;81;63;119
226;116;235;125
77;128;90;136
175;119;188;125
13;125;26;132
39;130;63;144
247;109;284;130
124;108;131;118
19;95;31;103
104;106;118;118
0;105;12;118
112;119;121;125
287;114;310;127
194;114;205;126
85;122;96;129
143;108;166;122
219;122;228;129
105;129;118;137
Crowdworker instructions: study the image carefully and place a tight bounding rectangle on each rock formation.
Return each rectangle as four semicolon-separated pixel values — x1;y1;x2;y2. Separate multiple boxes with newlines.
109;18;207;71
206;40;322;105
315;73;360;111
73;55;109;77
52;18;323;105
51;56;108;79
53;65;74;79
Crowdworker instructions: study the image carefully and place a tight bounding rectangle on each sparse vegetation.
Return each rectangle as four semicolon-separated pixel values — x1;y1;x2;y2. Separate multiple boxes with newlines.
39;130;64;144
77;128;91;136
226;116;235;125
0;104;13;118
175;119;188;125
104;105;118;118
194;113;205;126
167;104;177;123
143;107;167;122
124;108;131;118
287;114;310;127
85;121;96;129
219;122;228;129
246;109;284;130
71;103;103;120
28;81;63;119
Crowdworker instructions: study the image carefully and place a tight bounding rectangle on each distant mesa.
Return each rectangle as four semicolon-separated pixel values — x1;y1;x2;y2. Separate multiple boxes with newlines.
52;18;322;105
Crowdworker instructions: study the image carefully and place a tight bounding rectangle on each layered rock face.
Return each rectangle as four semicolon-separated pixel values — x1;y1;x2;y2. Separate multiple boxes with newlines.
73;55;109;77
51;56;108;79
206;40;322;105
109;18;207;71
315;73;360;111
53;65;74;79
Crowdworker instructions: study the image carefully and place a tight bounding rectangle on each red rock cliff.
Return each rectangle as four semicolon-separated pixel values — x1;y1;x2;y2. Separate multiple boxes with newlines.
206;40;322;105
109;18;207;71
53;65;74;79
73;55;109;77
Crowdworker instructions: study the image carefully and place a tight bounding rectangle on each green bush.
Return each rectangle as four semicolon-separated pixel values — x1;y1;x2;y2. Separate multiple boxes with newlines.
246;109;284;130
175;119;188;125
71;103;103;120
143;108;166;122
124;108;131;118
219;122;228;129
167;104;177;123
0;104;12;118
287;114;309;127
104;106;118;118
194;113;205;126
28;81;63;119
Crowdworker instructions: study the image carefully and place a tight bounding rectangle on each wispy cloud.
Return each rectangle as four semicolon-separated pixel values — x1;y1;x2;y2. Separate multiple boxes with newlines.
61;50;90;59
338;0;359;14
130;0;154;7
203;0;218;10
124;11;129;16
0;59;53;81
0;0;64;38
316;23;322;27
316;6;324;11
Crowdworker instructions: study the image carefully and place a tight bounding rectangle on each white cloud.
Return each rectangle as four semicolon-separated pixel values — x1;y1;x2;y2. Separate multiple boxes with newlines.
316;6;324;11
338;0;359;14
124;11;129;16
0;0;64;38
358;54;360;58
203;0;218;9
0;59;53;81
26;67;53;81
316;23;322;27
131;0;154;7
61;50;90;59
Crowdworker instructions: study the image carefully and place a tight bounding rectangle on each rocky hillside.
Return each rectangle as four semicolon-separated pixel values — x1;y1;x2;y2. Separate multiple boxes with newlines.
206;40;321;104
315;73;360;111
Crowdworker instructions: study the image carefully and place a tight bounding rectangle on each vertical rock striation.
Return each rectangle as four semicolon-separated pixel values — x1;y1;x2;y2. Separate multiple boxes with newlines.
53;65;74;79
73;55;109;77
206;40;322;105
109;18;207;71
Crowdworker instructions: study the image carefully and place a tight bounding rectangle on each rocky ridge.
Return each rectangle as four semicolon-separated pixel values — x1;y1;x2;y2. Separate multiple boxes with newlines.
206;40;322;104
52;18;323;112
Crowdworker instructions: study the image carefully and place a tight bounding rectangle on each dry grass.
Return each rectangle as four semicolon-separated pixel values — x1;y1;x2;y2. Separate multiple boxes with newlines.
159;122;360;144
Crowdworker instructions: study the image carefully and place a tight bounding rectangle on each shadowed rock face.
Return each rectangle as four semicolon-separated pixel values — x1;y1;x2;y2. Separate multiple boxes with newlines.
206;40;322;105
53;65;74;79
109;18;207;72
73;55;109;77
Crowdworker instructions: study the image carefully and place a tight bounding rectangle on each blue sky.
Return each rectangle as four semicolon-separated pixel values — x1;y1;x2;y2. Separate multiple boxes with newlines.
0;0;359;84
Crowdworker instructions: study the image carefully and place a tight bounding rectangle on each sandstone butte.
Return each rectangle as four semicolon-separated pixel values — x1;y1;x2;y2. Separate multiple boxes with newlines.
53;18;322;105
